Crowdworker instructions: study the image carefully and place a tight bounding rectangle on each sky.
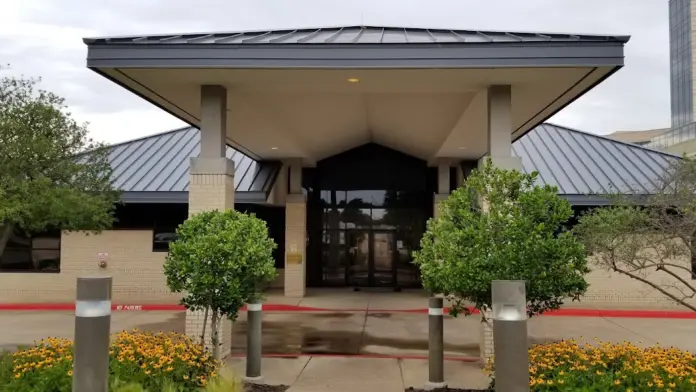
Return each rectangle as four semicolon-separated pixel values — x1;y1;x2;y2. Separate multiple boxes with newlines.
0;0;670;144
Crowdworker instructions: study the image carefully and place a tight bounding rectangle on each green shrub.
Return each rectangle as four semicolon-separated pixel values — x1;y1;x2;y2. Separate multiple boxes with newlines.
1;330;220;392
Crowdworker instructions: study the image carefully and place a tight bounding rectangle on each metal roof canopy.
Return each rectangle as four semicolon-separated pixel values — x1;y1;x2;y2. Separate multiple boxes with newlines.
83;25;629;164
84;25;629;69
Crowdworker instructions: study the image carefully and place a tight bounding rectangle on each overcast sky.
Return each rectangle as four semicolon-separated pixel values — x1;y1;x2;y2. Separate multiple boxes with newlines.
1;0;670;144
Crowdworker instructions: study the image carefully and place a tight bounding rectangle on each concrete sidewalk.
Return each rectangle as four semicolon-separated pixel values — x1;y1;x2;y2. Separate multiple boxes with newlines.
226;356;490;392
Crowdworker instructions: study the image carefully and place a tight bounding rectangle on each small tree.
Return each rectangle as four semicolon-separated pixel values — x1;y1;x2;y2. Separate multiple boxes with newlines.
0;68;119;259
574;157;696;311
414;159;589;317
164;209;277;359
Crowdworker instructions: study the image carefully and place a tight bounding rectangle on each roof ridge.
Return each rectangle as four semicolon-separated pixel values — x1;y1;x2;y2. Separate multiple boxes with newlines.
545;122;682;159
105;126;194;149
84;25;630;44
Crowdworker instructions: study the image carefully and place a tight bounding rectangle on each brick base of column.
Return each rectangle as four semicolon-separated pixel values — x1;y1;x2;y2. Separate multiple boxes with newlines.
285;194;306;298
479;310;495;364
185;309;232;358
433;193;449;219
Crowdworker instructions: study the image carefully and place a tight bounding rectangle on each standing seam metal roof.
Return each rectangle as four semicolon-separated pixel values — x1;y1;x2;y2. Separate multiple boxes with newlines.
84;25;630;45
107;123;677;205
512;123;679;198
107;127;280;203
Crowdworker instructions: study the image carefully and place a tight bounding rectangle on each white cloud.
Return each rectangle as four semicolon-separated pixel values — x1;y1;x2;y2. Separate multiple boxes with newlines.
1;0;671;143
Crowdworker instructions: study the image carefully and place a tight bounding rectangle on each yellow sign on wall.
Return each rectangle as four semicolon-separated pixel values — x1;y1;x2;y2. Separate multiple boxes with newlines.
286;253;303;265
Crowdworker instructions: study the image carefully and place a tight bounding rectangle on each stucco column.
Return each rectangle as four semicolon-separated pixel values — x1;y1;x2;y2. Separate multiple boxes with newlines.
285;160;306;297
185;85;233;358
478;85;523;171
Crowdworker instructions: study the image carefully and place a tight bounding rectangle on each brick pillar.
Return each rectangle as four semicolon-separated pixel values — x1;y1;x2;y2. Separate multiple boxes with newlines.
433;194;449;219
184;84;234;358
185;157;235;358
284;194;307;297
480;309;495;364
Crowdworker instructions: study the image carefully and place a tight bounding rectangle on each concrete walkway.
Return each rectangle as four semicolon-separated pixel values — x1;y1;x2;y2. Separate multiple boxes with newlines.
226;356;490;392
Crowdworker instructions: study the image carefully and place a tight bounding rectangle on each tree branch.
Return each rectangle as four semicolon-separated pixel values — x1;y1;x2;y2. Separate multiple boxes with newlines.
611;264;696;312
655;265;696;294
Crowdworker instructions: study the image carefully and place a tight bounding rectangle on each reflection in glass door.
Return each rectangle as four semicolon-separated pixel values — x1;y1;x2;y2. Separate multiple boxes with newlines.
346;230;370;286
372;231;396;286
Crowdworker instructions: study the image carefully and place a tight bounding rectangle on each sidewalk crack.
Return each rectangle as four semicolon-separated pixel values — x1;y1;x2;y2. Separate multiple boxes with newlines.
291;356;312;388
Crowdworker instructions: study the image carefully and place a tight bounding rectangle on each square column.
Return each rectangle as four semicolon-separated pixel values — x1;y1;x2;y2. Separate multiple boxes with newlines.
185;84;234;358
478;85;523;171
285;160;306;297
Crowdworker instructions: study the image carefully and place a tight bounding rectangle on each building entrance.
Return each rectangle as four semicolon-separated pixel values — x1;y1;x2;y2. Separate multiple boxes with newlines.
303;143;437;289
347;229;396;287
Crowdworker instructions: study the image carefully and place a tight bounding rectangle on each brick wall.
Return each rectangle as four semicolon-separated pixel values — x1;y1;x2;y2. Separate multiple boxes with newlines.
582;255;696;306
0;230;180;304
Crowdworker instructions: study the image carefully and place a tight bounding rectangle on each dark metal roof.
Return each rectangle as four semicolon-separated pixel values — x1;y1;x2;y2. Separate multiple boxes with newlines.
84;25;628;69
513;123;680;204
84;25;630;45
107;127;280;203
108;123;677;206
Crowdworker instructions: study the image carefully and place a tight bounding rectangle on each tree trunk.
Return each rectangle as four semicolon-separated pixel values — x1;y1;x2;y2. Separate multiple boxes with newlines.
210;310;220;360
0;222;14;260
199;307;209;348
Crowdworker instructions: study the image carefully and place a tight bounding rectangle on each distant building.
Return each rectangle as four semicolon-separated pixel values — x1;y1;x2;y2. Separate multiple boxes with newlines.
643;0;696;155
608;128;670;146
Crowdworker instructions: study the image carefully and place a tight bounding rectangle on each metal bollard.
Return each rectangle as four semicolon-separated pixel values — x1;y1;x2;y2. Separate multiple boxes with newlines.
73;276;112;392
244;299;263;383
425;296;447;390
492;280;529;392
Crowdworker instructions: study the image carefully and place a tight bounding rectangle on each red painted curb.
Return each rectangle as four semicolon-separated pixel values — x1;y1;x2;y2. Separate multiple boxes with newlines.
1;303;695;319
226;353;480;362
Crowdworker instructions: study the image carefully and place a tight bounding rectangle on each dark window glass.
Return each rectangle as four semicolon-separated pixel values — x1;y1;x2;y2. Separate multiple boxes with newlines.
0;228;60;273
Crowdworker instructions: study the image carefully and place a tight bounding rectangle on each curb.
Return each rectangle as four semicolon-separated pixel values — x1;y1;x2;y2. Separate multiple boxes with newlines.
1;303;695;319
226;353;480;362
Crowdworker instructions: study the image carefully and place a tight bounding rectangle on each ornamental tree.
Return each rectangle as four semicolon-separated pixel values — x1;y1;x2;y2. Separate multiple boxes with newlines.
0;68;119;261
574;157;696;311
413;158;589;318
164;209;277;359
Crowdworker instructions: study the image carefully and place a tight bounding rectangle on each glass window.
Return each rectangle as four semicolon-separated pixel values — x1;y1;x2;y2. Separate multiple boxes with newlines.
0;229;61;272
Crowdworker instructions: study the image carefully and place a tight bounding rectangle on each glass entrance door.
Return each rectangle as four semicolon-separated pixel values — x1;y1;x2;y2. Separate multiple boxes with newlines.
346;229;396;287
371;231;396;286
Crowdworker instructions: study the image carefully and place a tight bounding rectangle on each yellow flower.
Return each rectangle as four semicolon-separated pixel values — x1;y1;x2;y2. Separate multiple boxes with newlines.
14;373;21;379
67;370;73;376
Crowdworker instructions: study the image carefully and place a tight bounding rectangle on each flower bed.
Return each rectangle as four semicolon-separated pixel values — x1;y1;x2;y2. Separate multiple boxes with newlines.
0;329;220;392
488;339;696;391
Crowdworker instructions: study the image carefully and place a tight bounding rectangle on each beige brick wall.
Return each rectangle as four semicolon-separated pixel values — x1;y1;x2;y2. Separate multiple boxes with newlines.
582;255;696;306
0;230;180;304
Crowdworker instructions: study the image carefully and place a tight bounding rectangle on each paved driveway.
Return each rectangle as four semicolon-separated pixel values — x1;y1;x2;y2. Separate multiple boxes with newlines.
2;310;696;357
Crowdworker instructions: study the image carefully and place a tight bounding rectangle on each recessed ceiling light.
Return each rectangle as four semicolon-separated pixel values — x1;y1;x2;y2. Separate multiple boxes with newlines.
271;147;278;150
347;77;360;83
458;146;466;150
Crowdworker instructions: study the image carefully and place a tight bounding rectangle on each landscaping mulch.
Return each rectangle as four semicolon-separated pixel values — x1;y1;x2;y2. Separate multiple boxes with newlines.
405;388;491;392
244;383;289;392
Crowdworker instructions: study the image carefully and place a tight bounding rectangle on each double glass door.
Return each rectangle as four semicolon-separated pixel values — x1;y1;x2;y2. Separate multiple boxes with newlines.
346;230;396;287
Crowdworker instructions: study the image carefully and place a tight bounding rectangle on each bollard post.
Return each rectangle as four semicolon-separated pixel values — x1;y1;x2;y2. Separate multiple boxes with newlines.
73;276;112;392
492;280;529;392
244;299;263;383
425;296;447;390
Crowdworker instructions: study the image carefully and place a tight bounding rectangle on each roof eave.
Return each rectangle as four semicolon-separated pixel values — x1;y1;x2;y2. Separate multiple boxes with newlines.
85;41;627;69
121;190;270;204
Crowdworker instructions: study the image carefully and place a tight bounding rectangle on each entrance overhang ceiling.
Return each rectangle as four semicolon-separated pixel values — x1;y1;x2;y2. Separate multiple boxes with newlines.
84;26;629;165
